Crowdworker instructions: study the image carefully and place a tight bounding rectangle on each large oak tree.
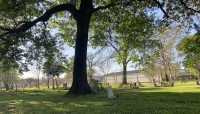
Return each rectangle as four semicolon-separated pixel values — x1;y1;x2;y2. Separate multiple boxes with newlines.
0;0;200;95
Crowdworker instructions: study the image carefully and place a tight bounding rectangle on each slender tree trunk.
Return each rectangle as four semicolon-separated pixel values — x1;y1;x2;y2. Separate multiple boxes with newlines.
52;77;55;89
47;78;49;89
67;2;94;95
167;61;173;82
0;81;2;91
38;75;40;89
160;73;164;81
37;67;40;89
122;62;128;84
152;78;156;87
55;77;58;89
15;84;18;92
164;65;169;82
173;69;177;81
196;69;200;85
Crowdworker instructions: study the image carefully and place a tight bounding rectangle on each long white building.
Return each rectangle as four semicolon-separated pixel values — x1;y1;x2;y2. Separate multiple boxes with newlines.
103;70;160;83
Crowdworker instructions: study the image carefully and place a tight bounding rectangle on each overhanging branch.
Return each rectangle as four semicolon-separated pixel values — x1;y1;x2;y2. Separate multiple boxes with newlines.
0;3;78;35
93;2;114;12
93;0;134;12
179;0;200;13
153;0;169;18
0;26;14;31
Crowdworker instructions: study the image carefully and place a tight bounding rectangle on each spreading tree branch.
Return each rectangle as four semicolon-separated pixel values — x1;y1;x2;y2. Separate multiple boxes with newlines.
93;0;134;13
93;2;115;12
179;0;200;13
0;26;14;31
0;3;78;35
153;0;169;18
94;0;170;19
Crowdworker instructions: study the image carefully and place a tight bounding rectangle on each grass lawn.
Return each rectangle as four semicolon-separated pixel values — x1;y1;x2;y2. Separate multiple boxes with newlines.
1;82;200;114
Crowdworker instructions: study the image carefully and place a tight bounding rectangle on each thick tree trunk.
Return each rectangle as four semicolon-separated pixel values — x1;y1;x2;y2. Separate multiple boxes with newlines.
122;62;128;84
5;84;9;90
165;74;169;82
67;4;94;95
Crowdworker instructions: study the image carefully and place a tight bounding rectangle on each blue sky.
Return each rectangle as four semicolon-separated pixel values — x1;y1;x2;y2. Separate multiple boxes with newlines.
21;8;199;79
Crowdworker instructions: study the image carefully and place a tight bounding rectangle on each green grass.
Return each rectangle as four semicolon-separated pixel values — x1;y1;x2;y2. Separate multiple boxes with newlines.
1;82;200;114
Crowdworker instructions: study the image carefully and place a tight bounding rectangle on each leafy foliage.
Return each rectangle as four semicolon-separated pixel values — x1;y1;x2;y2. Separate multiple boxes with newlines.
65;56;74;79
0;67;18;90
141;26;182;82
0;0;200;94
43;56;66;78
177;31;200;78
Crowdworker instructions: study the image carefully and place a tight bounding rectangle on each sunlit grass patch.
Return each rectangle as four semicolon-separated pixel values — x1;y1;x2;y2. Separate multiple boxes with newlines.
0;81;200;113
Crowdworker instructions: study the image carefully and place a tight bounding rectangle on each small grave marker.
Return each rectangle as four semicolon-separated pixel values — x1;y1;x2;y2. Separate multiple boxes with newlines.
63;83;67;90
107;86;116;98
91;79;99;92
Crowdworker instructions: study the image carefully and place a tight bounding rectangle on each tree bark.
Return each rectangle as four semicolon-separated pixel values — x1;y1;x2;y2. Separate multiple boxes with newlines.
197;69;200;85
52;77;55;89
165;74;169;82
167;61;173;82
38;76;40;89
55;77;58;88
5;83;9;90
122;62;128;84
47;78;49;89
67;1;94;95
164;65;169;82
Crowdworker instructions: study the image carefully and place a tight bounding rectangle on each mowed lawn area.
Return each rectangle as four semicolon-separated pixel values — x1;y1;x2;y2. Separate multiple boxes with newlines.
1;82;200;114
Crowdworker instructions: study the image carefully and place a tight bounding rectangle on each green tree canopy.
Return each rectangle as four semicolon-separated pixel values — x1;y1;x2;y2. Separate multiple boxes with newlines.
0;0;200;95
177;31;200;79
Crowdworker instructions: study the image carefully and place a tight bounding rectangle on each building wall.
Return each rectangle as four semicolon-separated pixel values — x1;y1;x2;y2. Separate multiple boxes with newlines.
104;73;157;84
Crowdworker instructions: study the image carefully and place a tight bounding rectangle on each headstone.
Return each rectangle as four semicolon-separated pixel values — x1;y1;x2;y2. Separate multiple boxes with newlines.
133;82;137;87
107;86;116;98
130;84;133;89
91;79;99;92
63;83;67;90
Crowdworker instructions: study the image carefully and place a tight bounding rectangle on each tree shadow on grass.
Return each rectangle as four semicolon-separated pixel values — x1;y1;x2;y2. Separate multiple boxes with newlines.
1;89;200;114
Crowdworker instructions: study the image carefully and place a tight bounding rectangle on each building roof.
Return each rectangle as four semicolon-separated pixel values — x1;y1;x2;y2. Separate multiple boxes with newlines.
104;70;141;77
104;69;194;77
177;72;194;77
